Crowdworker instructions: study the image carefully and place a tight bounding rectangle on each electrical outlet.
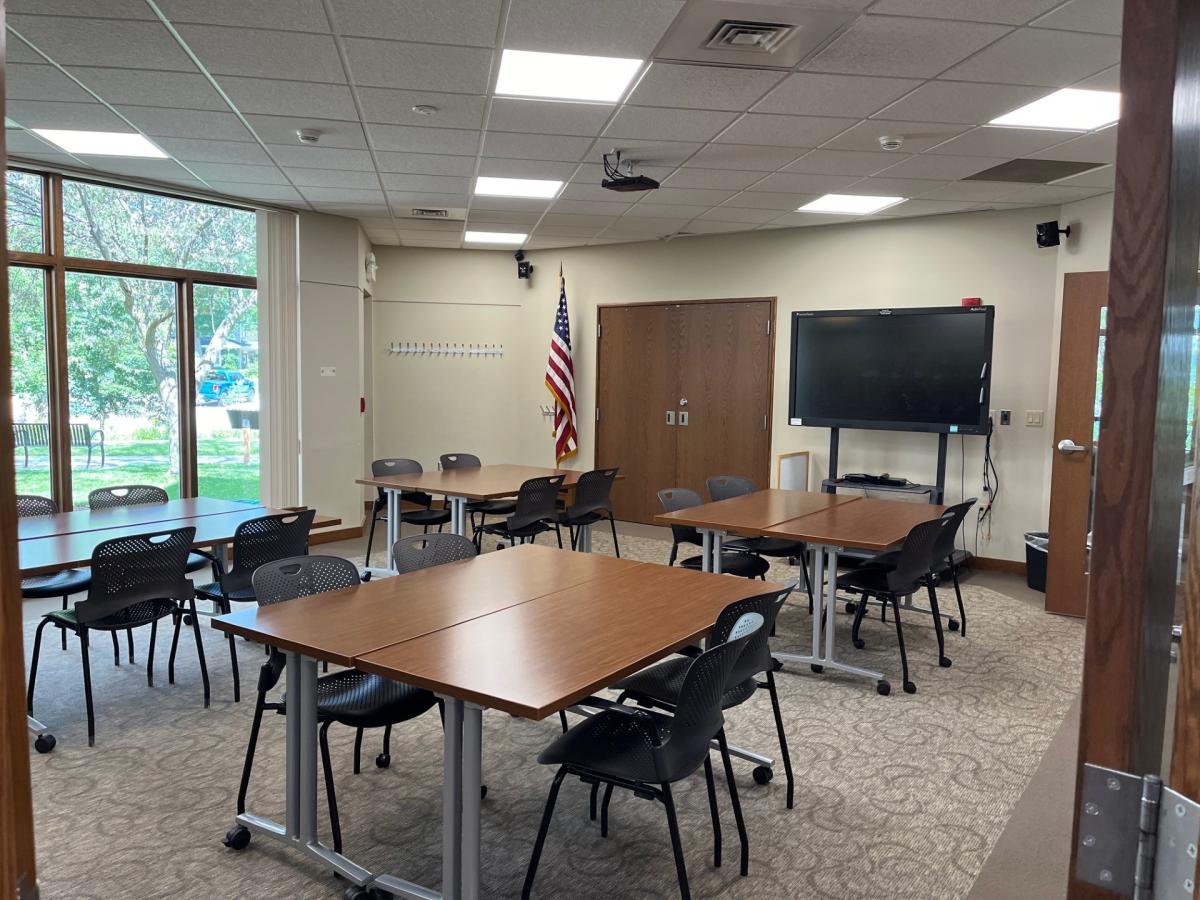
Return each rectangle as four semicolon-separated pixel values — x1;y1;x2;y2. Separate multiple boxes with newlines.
1025;409;1044;427
999;410;1011;426
319;366;336;377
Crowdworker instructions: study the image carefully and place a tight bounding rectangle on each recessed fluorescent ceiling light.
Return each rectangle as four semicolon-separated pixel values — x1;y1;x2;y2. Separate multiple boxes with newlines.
32;129;167;158
475;176;562;199
989;89;1120;131
495;49;642;102
465;230;528;244
798;194;904;215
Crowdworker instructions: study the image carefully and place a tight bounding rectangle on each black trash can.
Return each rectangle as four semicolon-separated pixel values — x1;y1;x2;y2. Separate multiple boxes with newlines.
1025;532;1048;592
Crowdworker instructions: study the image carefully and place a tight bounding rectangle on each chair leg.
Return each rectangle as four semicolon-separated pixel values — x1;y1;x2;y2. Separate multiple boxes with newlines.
147;619;158;687
522;767;567;900
600;783;614;838
950;558;967;636
851;592;871;650
609;515;620;558
889;594;914;694
365;512;378;567
353;727;364;774
80;627;96;747
661;782;692;900
319;720;343;854
926;582;951;668
168;608;183;684
226;611;241;703
188;598;211;707
766;671;795;809
27;618;53;712
111;630;121;666
554;524;563;549
703;754;723;868
588;781;599;820
127;628;135;665
568;525;577;551
717;729;749;877
381;724;392;765
60;596;68;651
237;693;269;815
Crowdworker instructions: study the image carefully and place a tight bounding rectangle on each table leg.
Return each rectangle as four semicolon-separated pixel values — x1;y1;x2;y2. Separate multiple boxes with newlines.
701;529;713;573
386;488;399;570
577;522;592;553
461;704;483;900
441;696;463;900
824;547;838;662
449;495;468;538
712;531;724;575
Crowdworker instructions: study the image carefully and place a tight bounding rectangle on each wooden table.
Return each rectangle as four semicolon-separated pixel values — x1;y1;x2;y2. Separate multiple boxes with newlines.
16;497;261;541
213;546;778;900
357;464;615;567
654;489;860;573
763;497;946;693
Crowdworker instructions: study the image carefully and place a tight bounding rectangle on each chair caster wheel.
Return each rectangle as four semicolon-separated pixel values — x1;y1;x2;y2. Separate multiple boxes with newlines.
183;615;194;625
810;664;823;674
852;639;865;650
771;657;783;672
845;601;857;614
376;753;390;769
903;681;917;694
948;619;960;632
752;765;773;785
34;733;56;754
343;887;372;900
939;657;952;668
223;824;251;850
877;680;890;696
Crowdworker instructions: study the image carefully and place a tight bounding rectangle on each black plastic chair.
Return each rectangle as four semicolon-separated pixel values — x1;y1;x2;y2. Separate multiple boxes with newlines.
188;509;316;702
657;488;769;580
522;611;765;900
613;585;797;809
440;452;516;534
227;555;440;856
838;516;956;694
17;495;95;657
478;475;565;550
26;526;208;746
87;484;214;577
364;458;447;567
556;467;620;555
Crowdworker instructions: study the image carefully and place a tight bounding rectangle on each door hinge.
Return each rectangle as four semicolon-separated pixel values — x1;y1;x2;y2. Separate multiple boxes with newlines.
766;320;771;336
16;873;38;900
763;414;768;431
596;323;601;339
595;407;600;422
1075;763;1200;899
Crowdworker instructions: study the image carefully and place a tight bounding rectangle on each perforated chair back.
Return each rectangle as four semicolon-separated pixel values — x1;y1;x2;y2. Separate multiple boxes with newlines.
88;484;169;510
372;458;422;478
565;468;618;519
440;452;482;470
655;612;764;780
932;498;976;560
657;487;703;546
708;585;796;685
886;517;954;594
251;555;361;607
707;475;756;502
508;475;566;532
79;526;196;625
392;533;477;573
17;494;57;517
220;510;317;595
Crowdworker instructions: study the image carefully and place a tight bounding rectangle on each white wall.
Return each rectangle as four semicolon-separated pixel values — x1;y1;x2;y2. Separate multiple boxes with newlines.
367;201;1116;561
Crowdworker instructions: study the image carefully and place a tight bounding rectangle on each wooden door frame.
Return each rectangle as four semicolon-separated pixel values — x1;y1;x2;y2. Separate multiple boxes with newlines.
1069;0;1200;895
594;296;778;498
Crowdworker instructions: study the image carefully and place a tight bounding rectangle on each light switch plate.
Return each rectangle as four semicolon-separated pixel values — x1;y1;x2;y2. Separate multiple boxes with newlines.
1025;409;1044;427
320;366;336;377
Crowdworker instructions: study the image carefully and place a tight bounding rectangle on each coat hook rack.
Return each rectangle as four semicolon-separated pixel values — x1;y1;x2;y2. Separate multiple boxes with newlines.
386;340;504;358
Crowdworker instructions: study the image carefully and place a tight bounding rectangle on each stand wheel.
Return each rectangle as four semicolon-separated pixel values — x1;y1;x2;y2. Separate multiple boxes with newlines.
948;619;960;632
845;601;857;615
771;658;784;672
852;638;865;650
34;733;56;754
810;664;824;674
876;680;891;696
376;753;390;769
939;656;952;668
343;887;372;900
752;765;773;785
183;615;194;625
223;824;251;851
903;681;917;694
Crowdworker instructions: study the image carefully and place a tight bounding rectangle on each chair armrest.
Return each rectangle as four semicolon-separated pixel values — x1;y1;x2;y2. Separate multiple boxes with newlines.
90;428;104;443
573;695;663;742
190;548;226;581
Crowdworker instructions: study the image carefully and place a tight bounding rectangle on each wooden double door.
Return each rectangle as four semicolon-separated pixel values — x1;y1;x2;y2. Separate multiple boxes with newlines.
595;298;775;524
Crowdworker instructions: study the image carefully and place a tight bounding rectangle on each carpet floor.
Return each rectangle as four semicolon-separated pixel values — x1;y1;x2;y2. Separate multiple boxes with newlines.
23;530;1084;899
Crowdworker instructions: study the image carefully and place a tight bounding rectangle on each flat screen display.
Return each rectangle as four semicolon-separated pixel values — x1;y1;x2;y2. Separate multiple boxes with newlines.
788;306;994;435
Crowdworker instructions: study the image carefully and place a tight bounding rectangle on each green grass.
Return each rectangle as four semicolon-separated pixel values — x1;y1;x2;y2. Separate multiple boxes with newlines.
14;434;260;505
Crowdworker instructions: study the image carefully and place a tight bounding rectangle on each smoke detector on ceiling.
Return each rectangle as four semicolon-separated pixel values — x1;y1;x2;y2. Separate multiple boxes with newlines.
878;135;904;151
296;129;322;145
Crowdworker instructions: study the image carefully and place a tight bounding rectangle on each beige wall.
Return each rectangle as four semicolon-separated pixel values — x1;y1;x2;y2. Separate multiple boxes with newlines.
368;201;1115;562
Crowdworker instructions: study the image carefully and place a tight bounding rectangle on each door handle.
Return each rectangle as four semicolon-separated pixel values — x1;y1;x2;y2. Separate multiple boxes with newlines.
1056;439;1088;456
665;410;675;425
679;411;689;426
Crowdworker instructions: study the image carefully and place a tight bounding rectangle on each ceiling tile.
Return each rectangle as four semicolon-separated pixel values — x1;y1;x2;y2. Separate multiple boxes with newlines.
7;37;45;65
918;179;1035;201
745;171;860;194
559;180;663;203
622;202;704;219
9;16;197;70
839;176;946;197
681;220;760;234
942;28;1122;87
926;125;1083;156
821;119;970;152
285;167;382;188
7;99;129;131
685;143;800;170
160;137;274;164
11;0;157;17
187;162;289;184
119;106;254;142
467;209;541;225
374;151;477;176
8;63;93;103
648;186;738;205
380;173;470;193
584;139;700;167
721;191;818;211
267;145;375;169
602;217;691;235
769;212;861;228
1032;0;1123;35
505;0;684;57
1007;183;1109;203
481;132;592;162
551;199;633;215
471;196;552;213
877;81;1048;125
806;15;1010;79
218;76;356;119
1053;164;1115;189
784;148;904;176
7;131;62;154
178;25;346;82
875;152;1001;179
1028;126;1118;164
755;73;922;118
387;190;471;207
1076;66;1120;91
343;38;491;92
358;88;486;129
628;64;783;111
536;223;607;237
157;0;330;31
486;98;612;137
540;212;619;229
869;0;1060;25
664;167;766;190
477;157;577;180
300;186;387;204
716;114;855;148
391;219;462;233
606;106;738;143
331;0;502;46
78;157;198;181
879;199;988;216
698;206;782;223
367;124;479;155
71;67;227;111
245;114;367;148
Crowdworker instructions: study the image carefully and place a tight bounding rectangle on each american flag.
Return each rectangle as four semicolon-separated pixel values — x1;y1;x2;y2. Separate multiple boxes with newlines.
545;267;578;464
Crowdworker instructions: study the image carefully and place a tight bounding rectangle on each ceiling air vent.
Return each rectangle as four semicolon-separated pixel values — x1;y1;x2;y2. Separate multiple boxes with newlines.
964;159;1105;184
706;20;796;54
411;208;449;218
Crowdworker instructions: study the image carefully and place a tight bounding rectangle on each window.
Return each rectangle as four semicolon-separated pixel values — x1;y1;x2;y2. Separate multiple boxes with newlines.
5;169;258;509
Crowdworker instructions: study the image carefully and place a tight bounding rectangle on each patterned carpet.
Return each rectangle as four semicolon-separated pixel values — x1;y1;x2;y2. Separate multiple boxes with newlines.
23;530;1084;900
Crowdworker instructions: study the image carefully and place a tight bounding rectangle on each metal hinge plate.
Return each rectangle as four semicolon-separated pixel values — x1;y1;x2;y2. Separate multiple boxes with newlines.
17;873;39;900
1076;763;1199;898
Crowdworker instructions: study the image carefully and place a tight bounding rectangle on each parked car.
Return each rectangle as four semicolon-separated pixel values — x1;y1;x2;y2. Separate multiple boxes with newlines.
198;369;256;405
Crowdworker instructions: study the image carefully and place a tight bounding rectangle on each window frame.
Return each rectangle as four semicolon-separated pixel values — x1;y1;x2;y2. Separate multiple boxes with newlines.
8;167;258;509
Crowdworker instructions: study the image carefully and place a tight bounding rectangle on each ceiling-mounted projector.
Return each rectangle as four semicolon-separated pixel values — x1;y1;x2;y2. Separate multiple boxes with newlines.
601;149;660;193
